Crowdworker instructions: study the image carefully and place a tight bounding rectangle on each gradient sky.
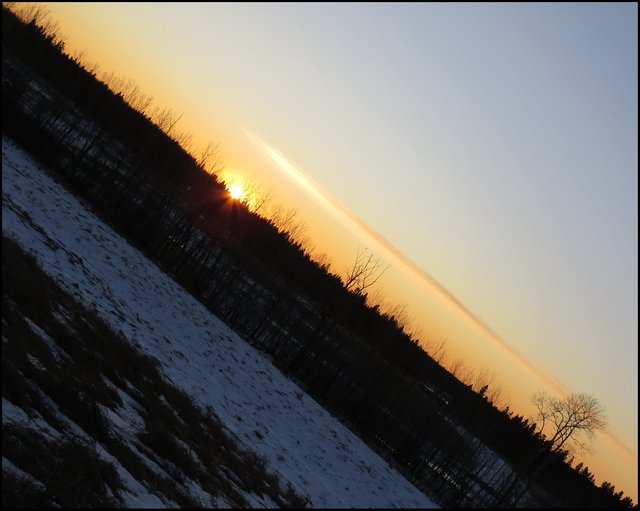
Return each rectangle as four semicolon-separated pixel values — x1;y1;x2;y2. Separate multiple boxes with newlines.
37;2;638;501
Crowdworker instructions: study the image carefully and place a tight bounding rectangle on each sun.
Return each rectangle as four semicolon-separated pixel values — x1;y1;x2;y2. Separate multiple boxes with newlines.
228;182;244;201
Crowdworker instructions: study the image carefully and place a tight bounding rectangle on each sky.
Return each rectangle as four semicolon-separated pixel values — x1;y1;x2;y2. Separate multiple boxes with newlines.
33;2;638;501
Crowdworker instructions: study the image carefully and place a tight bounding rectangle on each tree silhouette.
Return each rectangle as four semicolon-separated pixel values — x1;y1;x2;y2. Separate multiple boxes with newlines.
197;141;224;176
532;390;607;454
424;339;448;365
343;247;389;296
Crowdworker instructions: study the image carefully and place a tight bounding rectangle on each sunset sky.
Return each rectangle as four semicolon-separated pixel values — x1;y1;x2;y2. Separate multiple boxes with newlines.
36;2;638;500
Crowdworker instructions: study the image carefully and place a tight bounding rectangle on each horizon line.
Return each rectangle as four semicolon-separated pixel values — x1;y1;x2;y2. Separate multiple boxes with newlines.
245;128;637;468
247;127;570;395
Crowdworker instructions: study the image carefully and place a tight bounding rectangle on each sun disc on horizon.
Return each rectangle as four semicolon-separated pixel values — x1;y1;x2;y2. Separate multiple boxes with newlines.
228;182;244;200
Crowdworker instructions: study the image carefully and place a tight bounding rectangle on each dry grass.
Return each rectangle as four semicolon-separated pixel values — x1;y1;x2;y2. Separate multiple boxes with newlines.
2;236;309;507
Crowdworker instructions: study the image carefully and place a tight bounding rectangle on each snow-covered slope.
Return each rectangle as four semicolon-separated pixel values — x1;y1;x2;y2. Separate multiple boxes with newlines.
2;136;437;508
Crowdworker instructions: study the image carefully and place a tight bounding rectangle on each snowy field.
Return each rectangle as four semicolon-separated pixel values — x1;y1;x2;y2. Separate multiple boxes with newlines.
2;136;437;508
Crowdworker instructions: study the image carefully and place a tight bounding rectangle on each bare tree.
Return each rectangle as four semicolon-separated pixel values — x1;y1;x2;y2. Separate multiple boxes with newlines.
117;77;154;115
175;130;194;153
270;205;299;233
12;3;59;37
198;141;224;176
368;288;386;310
487;382;506;408
71;48;87;65
409;325;424;345
471;366;507;408
82;60;100;78
531;390;607;454
287;220;308;246
459;364;476;387
448;358;475;386
473;365;496;394
424;339;448;365
448;358;465;379
343;247;389;296
313;251;331;272
152;107;183;136
246;185;273;216
384;301;410;330
263;203;308;246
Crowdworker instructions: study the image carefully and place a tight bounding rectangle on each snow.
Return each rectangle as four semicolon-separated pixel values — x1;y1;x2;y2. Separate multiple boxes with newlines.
2;397;61;441
4;386;189;508
2;457;46;490
25;354;46;371
2;136;437;508
21;317;74;367
115;470;169;509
